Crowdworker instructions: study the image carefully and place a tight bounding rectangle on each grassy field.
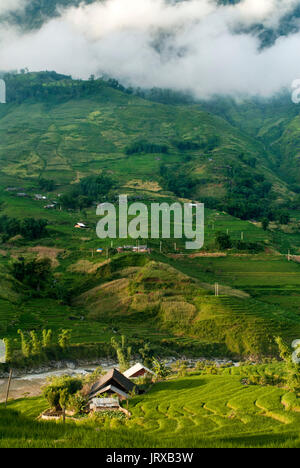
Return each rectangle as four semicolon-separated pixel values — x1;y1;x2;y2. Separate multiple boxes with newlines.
1;370;300;448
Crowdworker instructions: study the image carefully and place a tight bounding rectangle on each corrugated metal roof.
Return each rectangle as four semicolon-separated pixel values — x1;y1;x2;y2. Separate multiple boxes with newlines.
91;397;119;407
124;363;155;378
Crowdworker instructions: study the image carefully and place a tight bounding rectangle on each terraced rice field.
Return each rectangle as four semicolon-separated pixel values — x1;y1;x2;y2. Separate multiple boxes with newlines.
127;374;300;447
2;373;300;448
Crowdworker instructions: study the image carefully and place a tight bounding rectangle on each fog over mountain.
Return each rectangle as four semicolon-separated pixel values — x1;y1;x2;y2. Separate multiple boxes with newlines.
1;0;300;98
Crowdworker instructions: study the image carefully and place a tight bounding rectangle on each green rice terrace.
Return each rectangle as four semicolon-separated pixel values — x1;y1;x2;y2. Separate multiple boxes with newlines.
1;363;300;448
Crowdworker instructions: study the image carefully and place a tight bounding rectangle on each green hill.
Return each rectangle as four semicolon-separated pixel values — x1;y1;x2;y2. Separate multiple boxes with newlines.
0;72;297;221
0;72;299;362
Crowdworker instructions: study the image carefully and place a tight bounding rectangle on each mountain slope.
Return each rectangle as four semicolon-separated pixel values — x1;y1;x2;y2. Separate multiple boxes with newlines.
0;73;295;212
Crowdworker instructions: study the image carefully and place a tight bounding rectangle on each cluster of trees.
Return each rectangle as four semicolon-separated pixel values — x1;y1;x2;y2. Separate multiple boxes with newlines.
3;71;119;104
60;174;115;210
173;136;220;153
3;328;71;362
222;166;292;222
37;178;55;191
125;141;169;156
160;165;196;198
11;257;52;292
0;215;47;241
43;375;84;417
42;366;107;417
215;232;264;252
174;141;201;151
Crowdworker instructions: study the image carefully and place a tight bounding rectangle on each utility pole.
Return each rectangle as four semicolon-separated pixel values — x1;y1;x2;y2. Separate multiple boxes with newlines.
5;369;13;408
215;283;219;297
160;241;162;253
288;250;291;261
241;232;244;241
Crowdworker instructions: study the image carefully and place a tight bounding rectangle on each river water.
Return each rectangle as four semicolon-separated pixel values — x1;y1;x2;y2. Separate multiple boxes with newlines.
0;365;110;403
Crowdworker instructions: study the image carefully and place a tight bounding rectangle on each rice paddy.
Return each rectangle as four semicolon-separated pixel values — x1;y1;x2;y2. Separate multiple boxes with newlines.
1;372;300;448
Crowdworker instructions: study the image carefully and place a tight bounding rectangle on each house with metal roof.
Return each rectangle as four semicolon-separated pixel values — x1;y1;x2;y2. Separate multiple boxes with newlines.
124;363;155;379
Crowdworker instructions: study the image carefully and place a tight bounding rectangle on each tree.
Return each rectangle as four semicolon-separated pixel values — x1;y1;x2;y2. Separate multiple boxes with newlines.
111;335;132;373
152;358;171;380
58;330;72;349
17;330;31;358
278;212;290;225
59;388;69;423
215;232;232;250
261;218;270;231
3;338;13;363
38;178;55;191
42;376;82;412
139;342;154;369
42;329;52;348
30;331;42;355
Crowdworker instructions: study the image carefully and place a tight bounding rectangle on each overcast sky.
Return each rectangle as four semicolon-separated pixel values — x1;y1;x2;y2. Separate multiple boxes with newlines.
1;0;300;98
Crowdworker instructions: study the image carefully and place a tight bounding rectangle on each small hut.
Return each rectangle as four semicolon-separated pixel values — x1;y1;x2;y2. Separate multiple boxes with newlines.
90;397;120;413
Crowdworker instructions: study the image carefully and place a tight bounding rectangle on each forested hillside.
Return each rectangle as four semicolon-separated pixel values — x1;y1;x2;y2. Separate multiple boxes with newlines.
0;72;299;225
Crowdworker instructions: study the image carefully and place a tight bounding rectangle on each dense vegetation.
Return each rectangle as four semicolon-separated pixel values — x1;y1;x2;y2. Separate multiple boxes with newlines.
0;216;47;241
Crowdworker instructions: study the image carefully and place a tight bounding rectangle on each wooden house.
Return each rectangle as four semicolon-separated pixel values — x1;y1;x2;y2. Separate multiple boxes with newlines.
89;368;137;401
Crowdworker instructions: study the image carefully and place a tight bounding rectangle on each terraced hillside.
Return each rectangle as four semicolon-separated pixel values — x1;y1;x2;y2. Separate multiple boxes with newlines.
0;73;293;205
73;256;300;356
2;369;300;448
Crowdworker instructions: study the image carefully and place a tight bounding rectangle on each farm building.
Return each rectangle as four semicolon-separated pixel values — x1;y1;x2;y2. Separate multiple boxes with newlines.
89;368;137;401
90;397;120;413
75;223;88;229
124;363;155;379
117;246;150;254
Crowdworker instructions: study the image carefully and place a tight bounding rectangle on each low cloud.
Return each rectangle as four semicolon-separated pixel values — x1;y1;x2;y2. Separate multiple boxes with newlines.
1;0;300;98
0;0;27;15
